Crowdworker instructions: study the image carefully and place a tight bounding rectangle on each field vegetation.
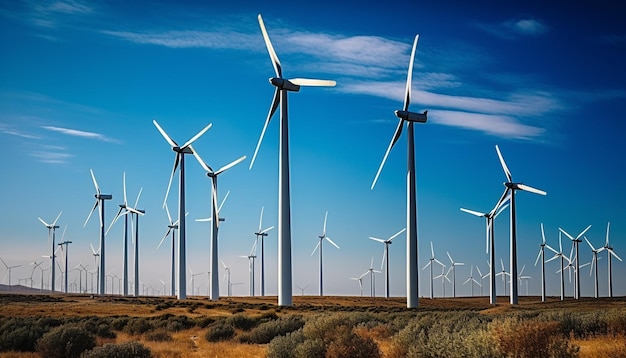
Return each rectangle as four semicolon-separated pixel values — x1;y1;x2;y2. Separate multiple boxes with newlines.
0;294;624;357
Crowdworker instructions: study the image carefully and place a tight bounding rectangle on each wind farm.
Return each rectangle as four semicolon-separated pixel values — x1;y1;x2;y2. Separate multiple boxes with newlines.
1;3;626;357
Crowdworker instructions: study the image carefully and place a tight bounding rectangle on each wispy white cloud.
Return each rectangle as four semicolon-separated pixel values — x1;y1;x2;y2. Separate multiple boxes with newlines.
42;125;118;143
30;150;73;165
475;18;548;39
431;110;544;139
47;0;92;15
0;127;40;140
101;30;259;50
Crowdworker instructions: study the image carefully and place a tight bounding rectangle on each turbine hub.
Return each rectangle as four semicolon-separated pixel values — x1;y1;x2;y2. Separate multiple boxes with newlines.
270;77;301;92
395;110;428;123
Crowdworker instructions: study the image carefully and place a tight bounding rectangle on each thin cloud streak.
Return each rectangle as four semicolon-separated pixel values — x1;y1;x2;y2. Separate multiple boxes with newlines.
431;110;544;139
42;125;118;143
30;150;73;165
101;30;259;50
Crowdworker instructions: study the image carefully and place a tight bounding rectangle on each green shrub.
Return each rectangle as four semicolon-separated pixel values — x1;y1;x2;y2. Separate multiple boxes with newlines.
325;325;380;358
266;329;305;358
239;315;304;344
35;325;95;358
491;317;579;358
226;313;258;331
145;329;172;342
111;316;130;331
82;341;151;358
123;318;153;335
205;322;235;342
194;316;215;328
294;337;326;358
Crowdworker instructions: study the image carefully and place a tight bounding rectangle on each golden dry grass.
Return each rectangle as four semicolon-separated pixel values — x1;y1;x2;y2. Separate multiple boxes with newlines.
573;335;626;358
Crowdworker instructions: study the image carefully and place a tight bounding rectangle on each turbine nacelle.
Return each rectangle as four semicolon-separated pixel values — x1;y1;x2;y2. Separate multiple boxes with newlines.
95;194;113;200
270;78;301;92
173;146;194;154
394;110;428;123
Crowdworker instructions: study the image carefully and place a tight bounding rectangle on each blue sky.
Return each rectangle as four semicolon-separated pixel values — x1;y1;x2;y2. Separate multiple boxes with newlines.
1;0;625;298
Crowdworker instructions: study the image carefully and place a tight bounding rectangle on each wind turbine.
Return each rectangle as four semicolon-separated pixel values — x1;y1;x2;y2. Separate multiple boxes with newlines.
460;197;509;305
239;240;258;297
296;283;310;296
365;257;382;297
534;223;556;302
153;119;212;299
189;268;203;297
559;225;591;299
476;266;485;296
127;188;144;297
602;222;622;297
422;241;444;299
89;243;100;295
311;211;340;296
38;211;62;291
369;227;406;298
446;251;464;298
496;258;511;296
517;265;531;296
494;145;547;304
221;260;233;297
463;265;481;297
157;203;180;297
350;273;367;297
84;169;112;295
370;35;427;309
546;232;570;300
584;236;604;299
249;14;336;306
193;147;245;301
254;207;274;297
434;264;449;298
0;257;21;286
57;226;71;294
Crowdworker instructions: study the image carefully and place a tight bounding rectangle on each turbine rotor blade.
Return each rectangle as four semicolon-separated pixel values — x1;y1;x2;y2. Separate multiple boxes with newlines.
157;228;172;250
322;211;328;237
517;183;547;196
534;249;542;266
559;228;576;242
133;187;143;209
165;203;173;224
578;225;592;240
258;207;264;232
215;156;247;176
260;226;275;234
84;200;99;227
402;34;419;112
217;190;230;214
388;227;406;241
163;154;180;209
52;211;63;226
311;241;321;256
495;145;513;182
289;78;336;87
250;88;280;170
325;237;340;249
369;237;386;243
460;208;486;217
192;148;213;173
584;237;595;251
38;217;49;227
541;223;546;244
153;120;178;147
181;122;212;149
371;118;404;190
90;169;101;194
257;14;282;78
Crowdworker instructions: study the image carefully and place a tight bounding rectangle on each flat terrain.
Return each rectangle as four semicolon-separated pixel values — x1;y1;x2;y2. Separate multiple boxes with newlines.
1;293;625;357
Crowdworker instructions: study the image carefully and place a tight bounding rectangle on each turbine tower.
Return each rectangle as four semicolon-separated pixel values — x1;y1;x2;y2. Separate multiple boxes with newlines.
584;236;603;299
370;35;427;308
369;227;406;299
84;169;112;295
127;188;144;297
255;207;274;296
495;145;546;304
38;211;62;292
153;120;212;299
446;251;464;298
239;240;258;297
463;265;481;297
57;228;71;294
559;225;591;299
422;241;444;299
249;14;336;306
460;197;509;305
602;222;622;297
366;257;382;297
192;148;246;301
311;211;340;296
158;203;179;296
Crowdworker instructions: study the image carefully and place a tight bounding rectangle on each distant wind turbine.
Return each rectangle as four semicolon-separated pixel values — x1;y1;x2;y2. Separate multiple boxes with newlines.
157;203;179;297
433;264;449;298
84;169;112;295
193;147;246;301
496;258;511;296
446;251;464;298
422;241;444;299
546;232;570;300
494;145;546;304
559;225;591;299
584;236;603;299
57;226;71;293
463;265;482;297
249;14;336;306
370;34;427;309
534;223;557;302
602;222;622;297
153;119;212;299
311;211;340;296
239;240;258;297
0;257;21;286
296;283;310;296
38;211;62;292
366;257;382;297
254;207;274;297
369;227;406;298
350;273;368;297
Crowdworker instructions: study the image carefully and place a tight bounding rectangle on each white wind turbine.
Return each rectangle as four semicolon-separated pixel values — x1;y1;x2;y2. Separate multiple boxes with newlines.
460;197;509;305
495;145;547;304
370;228;406;299
559;225;591;299
366;257;382;297
57;226;71;293
446;251;464;298
84;169;112;295
193;147;246;301
0;257;21;286
350;272;368;297
153;120;212;299
584;236;603;299
239;240;258;297
434;264;449;298
157;204;186;297
602;222;622;297
38;211;62;292
422;241;444;299
296;283;310;296
127;188;144;297
189;268;203;297
371;35;427;309
463;265;482;297
534;223;557;302
496;258;511;296
221;260;233;297
545;232;570;300
254;207;274;297
311;211;340;296
89;243;100;294
516;265;531;296
249;14;336;306
476;266;485;296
